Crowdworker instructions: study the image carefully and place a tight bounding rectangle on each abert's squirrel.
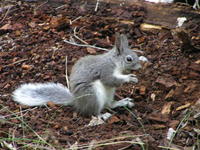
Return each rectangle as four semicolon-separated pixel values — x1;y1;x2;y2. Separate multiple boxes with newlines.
13;33;142;116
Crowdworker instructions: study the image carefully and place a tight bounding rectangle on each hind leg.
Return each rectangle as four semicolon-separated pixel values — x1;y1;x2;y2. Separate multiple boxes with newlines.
73;87;103;116
109;98;134;109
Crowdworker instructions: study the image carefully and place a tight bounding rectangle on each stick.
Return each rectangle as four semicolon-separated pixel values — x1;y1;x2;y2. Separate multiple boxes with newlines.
65;56;70;89
95;0;100;12
63;39;109;51
0;6;11;24
73;27;88;44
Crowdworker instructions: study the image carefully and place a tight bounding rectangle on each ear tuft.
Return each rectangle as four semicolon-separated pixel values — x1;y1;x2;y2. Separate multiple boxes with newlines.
120;34;129;48
114;33;129;55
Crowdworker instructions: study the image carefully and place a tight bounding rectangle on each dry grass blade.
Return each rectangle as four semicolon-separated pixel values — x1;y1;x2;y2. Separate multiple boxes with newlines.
65;56;70;89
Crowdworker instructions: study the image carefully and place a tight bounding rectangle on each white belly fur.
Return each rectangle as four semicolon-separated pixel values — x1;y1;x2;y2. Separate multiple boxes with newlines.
93;80;115;111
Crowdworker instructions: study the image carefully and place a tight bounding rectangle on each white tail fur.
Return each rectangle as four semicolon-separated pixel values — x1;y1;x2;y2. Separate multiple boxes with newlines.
13;83;73;106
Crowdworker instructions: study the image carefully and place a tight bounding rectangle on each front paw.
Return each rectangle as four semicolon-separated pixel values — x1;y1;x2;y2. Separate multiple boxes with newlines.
128;74;138;83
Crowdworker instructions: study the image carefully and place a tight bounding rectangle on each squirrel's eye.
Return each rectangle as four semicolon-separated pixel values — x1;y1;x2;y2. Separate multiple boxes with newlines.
125;55;133;63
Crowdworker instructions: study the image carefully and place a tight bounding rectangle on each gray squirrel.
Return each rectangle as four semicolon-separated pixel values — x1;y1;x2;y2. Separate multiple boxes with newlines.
13;33;142;116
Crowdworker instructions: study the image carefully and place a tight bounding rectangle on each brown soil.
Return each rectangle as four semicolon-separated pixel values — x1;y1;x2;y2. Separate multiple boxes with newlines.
0;0;200;149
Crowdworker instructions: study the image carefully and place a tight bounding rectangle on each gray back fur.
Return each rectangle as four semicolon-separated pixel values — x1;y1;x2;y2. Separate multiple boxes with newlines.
69;33;141;115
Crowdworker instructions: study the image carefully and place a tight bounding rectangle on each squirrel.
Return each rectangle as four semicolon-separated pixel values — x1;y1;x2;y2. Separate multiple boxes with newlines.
12;33;142;116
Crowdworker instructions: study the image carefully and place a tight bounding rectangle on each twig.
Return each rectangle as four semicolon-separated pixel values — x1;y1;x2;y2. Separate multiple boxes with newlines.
55;4;68;10
63;39;109;51
73;27;88;44
65;28;144;53
65;56;70;89
1;107;37;119
0;104;55;149
95;0;100;12
34;0;48;11
125;107;146;134
4;58;28;68
0;6;11;24
24;143;55;150
71;16;82;24
193;0;200;9
168;110;192;147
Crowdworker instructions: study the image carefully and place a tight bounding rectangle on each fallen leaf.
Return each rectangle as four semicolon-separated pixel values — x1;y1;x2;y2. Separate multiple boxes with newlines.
108;116;120;124
156;75;178;88
140;23;162;31
192;99;200;118
152;124;166;129
47;101;56;107
53;124;60;129
165;89;175;100
43;25;50;31
15;30;21;36
176;103;191;111
87;116;105;126
4;83;11;89
147;113;168;123
28;22;36;28
139;85;146;95
0;23;12;30
86;47;96;54
137;36;145;44
184;84;197;93
161;102;174;115
119;20;134;25
188;71;200;78
189;63;200;72
169;120;180;129
21;64;32;70
50;16;69;30
12;23;24;30
62;126;68;131
195;60;200;64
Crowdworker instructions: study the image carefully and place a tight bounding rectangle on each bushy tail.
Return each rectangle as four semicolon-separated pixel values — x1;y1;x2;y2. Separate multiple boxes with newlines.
12;82;74;106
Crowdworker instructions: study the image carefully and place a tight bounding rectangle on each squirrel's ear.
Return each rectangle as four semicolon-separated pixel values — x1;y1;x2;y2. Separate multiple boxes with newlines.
114;33;129;55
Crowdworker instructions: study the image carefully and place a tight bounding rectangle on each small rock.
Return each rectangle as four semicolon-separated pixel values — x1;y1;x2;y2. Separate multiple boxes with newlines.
139;56;148;62
63;126;68;131
167;128;176;140
53;124;60;129
150;93;156;101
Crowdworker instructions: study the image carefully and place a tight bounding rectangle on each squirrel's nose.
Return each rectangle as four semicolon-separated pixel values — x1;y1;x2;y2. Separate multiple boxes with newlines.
133;63;142;70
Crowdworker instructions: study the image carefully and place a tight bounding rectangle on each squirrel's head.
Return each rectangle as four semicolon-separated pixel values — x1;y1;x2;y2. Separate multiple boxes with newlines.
112;33;141;72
